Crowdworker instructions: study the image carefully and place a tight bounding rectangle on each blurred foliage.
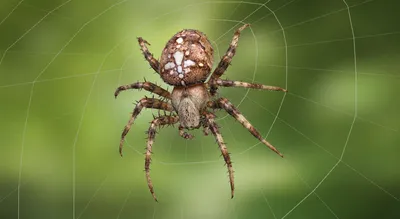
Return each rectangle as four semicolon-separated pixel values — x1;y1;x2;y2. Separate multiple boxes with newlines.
0;0;399;218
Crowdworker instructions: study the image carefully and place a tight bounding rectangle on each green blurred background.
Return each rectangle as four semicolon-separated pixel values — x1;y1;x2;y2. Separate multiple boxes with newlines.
1;0;399;218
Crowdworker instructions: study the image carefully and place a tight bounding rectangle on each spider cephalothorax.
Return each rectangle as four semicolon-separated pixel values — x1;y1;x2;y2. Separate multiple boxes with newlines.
115;24;287;201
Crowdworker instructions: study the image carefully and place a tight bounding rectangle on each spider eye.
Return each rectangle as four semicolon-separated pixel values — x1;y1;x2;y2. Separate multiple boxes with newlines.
159;29;214;86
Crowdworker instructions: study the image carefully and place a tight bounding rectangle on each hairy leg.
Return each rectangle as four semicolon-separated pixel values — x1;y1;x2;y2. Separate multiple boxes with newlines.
212;78;287;92
208;23;250;96
202;125;210;136
208;98;283;157
115;81;171;99
119;98;174;156
205;112;235;198
145;116;179;202
138;37;160;73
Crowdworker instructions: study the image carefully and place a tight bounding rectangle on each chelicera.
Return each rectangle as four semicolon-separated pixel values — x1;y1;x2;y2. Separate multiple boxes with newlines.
115;24;287;201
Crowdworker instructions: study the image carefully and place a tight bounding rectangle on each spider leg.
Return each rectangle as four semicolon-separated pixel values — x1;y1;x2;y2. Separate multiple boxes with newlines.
211;79;287;92
115;81;171;99
138;37;160;73
119;98;174;156
205;112;235;198
208;98;283;157
208;23;250;96
178;125;194;139
202;125;210;136
145;115;179;202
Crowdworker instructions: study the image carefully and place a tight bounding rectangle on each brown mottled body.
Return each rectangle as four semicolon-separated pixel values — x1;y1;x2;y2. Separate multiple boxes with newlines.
159;29;213;86
115;24;287;201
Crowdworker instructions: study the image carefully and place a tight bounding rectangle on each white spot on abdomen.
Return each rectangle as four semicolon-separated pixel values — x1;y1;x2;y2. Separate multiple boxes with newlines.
176;37;183;44
184;60;196;67
173;51;184;65
164;62;175;70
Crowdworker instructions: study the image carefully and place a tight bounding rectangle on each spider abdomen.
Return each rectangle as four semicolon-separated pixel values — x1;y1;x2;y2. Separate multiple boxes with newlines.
159;29;214;87
171;84;210;129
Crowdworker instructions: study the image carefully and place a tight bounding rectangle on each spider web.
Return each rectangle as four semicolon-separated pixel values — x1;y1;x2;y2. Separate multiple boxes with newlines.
0;0;399;218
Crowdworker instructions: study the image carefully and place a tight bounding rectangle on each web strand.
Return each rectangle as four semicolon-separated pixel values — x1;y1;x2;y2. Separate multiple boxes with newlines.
247;95;399;202
281;1;358;217
116;189;133;219
0;0;24;27
261;189;278;219
2;0;398;218
0;0;72;67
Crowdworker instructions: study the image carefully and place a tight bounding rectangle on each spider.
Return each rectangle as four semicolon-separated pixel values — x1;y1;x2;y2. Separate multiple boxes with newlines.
114;24;287;202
